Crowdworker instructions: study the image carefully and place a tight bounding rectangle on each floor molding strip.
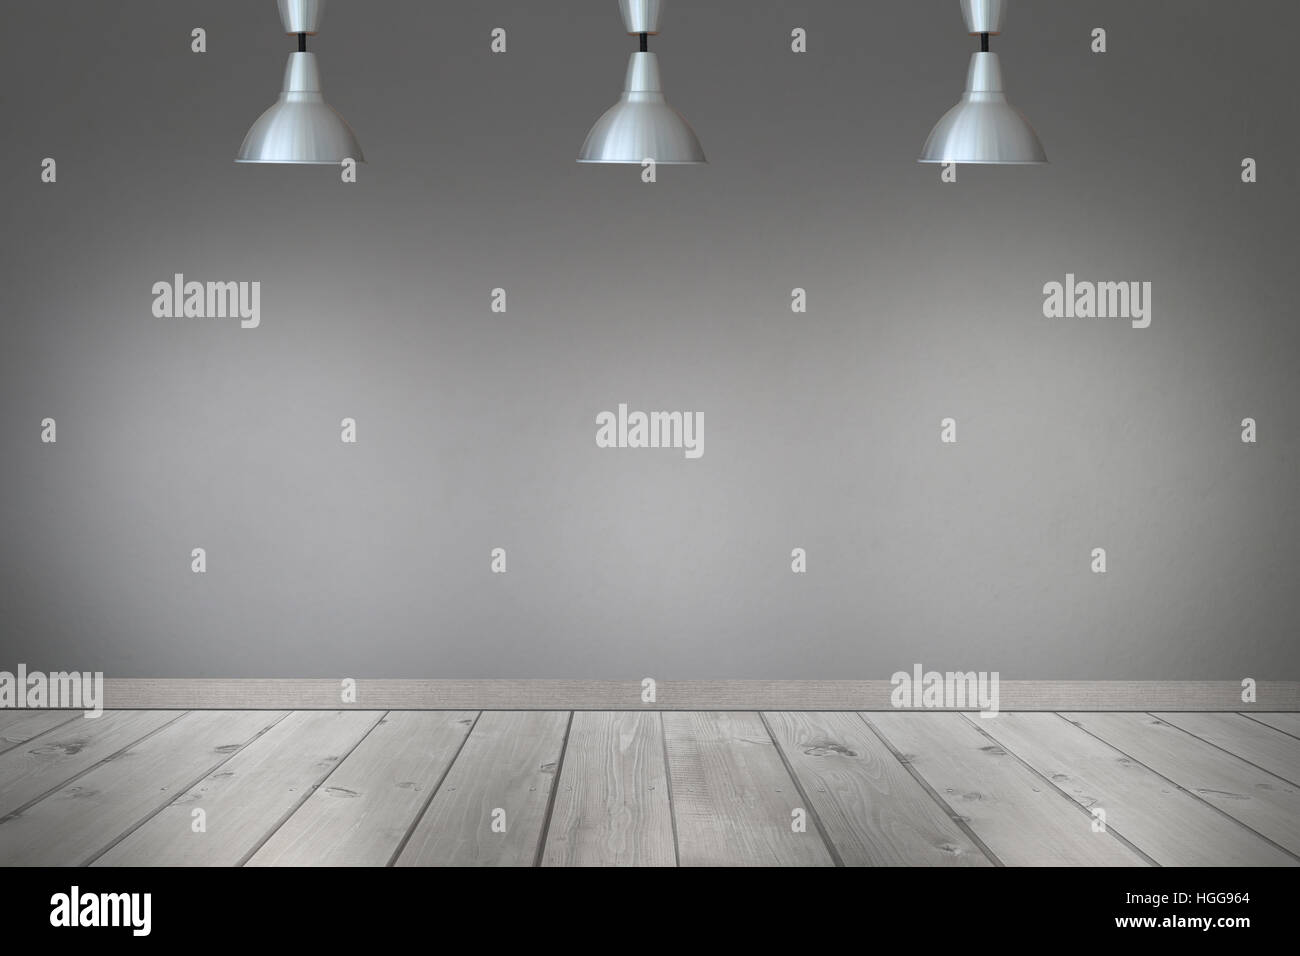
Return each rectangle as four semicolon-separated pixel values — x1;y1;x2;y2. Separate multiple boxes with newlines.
35;679;1300;712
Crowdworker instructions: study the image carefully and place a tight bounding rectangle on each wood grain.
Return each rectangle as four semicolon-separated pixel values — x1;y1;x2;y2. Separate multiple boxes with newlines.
541;711;675;867
977;713;1296;866
867;712;1148;866
1063;712;1300;856
1248;713;1300;739
248;711;477;867
663;711;835;866
395;711;569;867
93;711;381;866
2;709;1292;867
97;679;1300;711
0;710;181;818
0;711;81;754
0;711;284;866
763;711;991;866
1155;713;1300;785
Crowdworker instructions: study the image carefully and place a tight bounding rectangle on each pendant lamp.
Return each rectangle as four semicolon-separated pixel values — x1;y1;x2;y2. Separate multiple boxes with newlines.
578;0;706;165
919;0;1046;165
237;0;364;165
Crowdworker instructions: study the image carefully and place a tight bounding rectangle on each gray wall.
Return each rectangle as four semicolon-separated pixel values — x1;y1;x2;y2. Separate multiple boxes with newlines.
1;1;1296;680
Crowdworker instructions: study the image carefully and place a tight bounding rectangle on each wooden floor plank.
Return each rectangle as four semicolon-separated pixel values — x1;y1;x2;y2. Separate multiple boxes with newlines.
540;711;675;867
93;711;381;866
867;712;1148;866
3;708;1291;868
1248;713;1300;739
1155;713;1300;785
663;711;835;866
395;711;569;867
248;711;477;867
0;711;284;866
763;712;991;866
977;713;1296;866
1063;712;1300;856
0;711;82;754
0;710;181;819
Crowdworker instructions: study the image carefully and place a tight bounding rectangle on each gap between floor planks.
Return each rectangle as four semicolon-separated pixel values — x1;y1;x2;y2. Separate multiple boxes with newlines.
0;710;1295;867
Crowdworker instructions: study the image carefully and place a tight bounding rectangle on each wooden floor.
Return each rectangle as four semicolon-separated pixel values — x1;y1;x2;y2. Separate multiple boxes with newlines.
0;710;1297;866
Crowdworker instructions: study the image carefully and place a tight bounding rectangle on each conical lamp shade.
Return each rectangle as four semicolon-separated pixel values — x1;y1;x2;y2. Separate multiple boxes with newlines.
578;52;705;164
237;52;364;164
919;52;1045;165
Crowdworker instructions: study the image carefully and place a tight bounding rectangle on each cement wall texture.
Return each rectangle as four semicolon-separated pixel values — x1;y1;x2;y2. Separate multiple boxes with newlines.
1;1;1295;680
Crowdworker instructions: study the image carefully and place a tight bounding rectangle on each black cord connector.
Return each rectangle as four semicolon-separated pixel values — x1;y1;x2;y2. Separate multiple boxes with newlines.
298;32;307;52
639;33;648;52
980;32;989;53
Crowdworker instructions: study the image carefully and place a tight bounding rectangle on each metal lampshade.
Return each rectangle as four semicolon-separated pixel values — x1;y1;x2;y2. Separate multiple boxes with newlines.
578;53;706;165
236;0;364;165
918;53;1045;165
919;0;1046;165
578;0;706;165
237;53;364;164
